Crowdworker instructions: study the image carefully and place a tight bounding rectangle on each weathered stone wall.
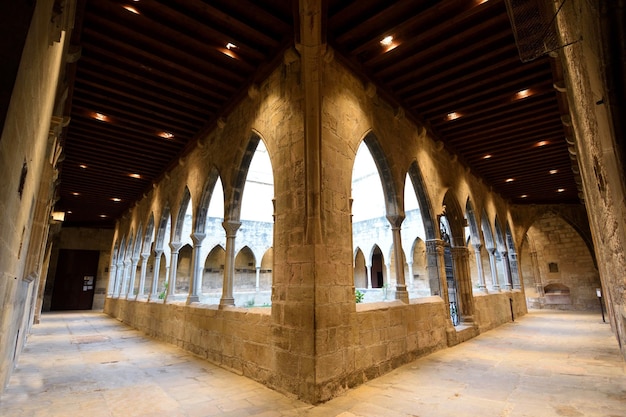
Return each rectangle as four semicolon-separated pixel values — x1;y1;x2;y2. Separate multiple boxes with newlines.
0;0;72;393
473;291;527;334
105;298;273;381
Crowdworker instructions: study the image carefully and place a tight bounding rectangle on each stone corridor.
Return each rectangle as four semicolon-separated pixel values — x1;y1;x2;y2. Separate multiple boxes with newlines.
1;309;624;417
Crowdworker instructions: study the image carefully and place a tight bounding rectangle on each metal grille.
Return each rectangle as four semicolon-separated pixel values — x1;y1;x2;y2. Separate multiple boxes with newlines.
505;0;563;62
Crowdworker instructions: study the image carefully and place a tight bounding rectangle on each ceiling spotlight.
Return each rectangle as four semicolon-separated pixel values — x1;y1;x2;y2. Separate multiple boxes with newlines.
505;178;514;183
549;169;558;174
129;173;141;179
99;214;108;218
482;154;492;159
111;197;122;202
515;89;532;99
123;5;140;14
67;210;73;214
71;192;80;196
520;194;528;198
380;36;393;46
447;112;461;121
79;164;88;169
557;188;565;192
226;42;237;50
93;112;108;122
535;140;549;147
159;131;174;139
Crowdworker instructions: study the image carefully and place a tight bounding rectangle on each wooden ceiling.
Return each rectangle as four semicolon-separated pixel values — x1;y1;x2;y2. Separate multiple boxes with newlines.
57;0;579;228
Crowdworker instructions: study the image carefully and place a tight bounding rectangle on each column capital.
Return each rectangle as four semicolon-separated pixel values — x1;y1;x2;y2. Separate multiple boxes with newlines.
169;241;183;253
222;220;242;237
191;232;206;245
472;242;482;251
425;238;446;252
386;214;405;228
141;252;150;260
153;248;164;257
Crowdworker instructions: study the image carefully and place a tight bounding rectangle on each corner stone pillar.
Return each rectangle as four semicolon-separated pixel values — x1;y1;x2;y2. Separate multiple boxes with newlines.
187;232;206;304
167;241;183;299
220;221;241;307
450;246;475;323
387;215;408;303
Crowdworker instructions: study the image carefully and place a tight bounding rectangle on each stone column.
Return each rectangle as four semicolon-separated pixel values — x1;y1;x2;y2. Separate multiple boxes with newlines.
137;252;150;298
487;248;500;291
387;215;408;303
407;261;414;289
113;261;123;297
120;259;131;297
167;241;183;300
255;266;261;292
473;243;487;292
450;246;475;323
187;232;206;304
425;239;446;300
530;251;544;296
366;263;372;289
107;262;117;296
220;221;241;307
149;249;163;300
509;252;521;289
126;255;140;298
501;250;513;290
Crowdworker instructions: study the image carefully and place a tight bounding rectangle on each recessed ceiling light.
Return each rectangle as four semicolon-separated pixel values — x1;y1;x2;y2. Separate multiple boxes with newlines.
380;36;393;46
99;214;108;218
482;154;492;159
129;173;141;179
93;112;108;122
557;188;565;192
226;42;237;50
123;5;140;14
71;192;80;196
515;89;532;99
520;194;528;198
67;210;73;214
159;131;174;139
447;112;461;121
549;169;558;174
505;178;514;183
111;198;122;202
79;164;88;169
535;140;549;147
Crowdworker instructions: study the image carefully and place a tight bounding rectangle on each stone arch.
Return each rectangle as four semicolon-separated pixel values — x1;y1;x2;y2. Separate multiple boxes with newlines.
259;247;273;292
465;198;481;245
505;222;521;289
353;247;367;289
155;206;172;252
494;215;510;289
176;244;193;293
203;244;225;294
465;198;486;291
359;131;400;217
173;186;192;243
369;244;385;289
143;214;155;254
195;167;221;234
407;161;437;239
410;237;428;295
235;246;256;290
441;190;466;247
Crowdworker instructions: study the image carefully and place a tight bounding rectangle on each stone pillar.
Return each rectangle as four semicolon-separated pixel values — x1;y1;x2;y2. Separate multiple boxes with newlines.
107;262;117;295
149;249;163;300
501;250;513;290
509;252;521;289
126;256;140;298
487;248;500;291
407;261;414;289
137;253;150;298
255;266;261;292
187;232;206;304
387;215;408;303
167;241;183;300
473;243;487;292
450;246;475;323
120;260;131;297
530;251;544;296
220;221;241;307
113;261;123;297
366;263;372;289
425;239;445;299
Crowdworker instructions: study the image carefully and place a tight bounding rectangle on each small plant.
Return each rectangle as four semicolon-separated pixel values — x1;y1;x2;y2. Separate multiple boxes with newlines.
158;281;168;299
355;289;365;303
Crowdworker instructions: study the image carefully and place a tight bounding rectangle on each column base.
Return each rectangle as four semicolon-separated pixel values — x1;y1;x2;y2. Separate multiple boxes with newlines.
219;297;235;307
395;287;409;303
186;295;200;305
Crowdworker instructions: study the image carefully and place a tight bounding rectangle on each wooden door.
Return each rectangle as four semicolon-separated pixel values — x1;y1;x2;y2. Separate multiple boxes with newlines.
50;249;100;310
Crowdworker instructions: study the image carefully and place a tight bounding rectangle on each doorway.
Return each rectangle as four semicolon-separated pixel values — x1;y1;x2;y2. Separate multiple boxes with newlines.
50;249;100;310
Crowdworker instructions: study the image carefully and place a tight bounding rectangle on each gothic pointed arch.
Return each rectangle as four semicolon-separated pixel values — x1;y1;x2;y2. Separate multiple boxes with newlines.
481;210;495;250
360;131;400;218
173;186;192;243
196;167;221;234
143;214;155;254
465;198;481;245
407;161;436;239
441;190;466;247
155;206;172;251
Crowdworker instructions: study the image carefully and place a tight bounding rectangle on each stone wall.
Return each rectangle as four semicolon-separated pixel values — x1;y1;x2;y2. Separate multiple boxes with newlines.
0;0;73;393
473;291;527;334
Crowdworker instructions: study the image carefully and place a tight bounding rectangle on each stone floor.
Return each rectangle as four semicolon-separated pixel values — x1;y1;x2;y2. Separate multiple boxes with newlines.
1;310;624;417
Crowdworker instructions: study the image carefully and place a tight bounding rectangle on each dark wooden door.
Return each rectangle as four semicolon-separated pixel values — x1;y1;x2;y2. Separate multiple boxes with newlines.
50;249;100;310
